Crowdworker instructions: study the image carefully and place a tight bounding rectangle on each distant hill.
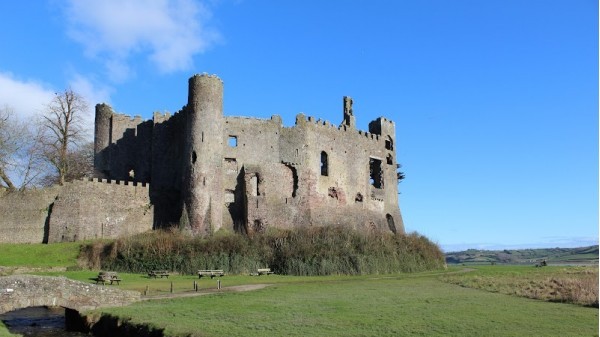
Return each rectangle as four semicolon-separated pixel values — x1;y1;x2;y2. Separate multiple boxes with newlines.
445;245;599;265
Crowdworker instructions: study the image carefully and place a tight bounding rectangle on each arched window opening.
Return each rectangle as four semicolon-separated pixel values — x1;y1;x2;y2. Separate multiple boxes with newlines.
385;136;394;151
386;214;397;234
320;151;329;176
369;157;383;189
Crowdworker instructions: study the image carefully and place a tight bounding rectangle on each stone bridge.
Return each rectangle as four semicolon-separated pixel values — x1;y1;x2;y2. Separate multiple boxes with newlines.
0;275;140;315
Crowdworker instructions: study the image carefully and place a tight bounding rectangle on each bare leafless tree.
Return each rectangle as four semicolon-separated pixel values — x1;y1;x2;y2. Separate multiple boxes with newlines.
39;141;94;186
0;106;18;190
41;89;89;185
0;106;48;191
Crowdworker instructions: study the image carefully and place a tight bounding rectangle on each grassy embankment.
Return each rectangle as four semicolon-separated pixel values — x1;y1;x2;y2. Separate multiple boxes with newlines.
0;242;82;269
79;228;445;276
0;322;13;337
0;240;598;336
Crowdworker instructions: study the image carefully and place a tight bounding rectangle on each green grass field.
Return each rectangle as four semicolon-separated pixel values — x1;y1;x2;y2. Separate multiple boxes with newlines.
91;272;597;337
0;242;82;268
0;322;13;337
0;243;598;337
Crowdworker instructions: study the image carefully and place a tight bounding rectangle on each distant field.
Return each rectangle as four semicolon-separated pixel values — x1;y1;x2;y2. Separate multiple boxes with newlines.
446;245;599;265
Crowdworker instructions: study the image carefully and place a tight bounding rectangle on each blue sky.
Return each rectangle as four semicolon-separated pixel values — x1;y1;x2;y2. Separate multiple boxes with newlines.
0;1;597;251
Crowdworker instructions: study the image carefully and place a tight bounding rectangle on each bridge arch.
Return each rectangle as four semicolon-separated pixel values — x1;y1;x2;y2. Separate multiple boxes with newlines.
0;275;139;315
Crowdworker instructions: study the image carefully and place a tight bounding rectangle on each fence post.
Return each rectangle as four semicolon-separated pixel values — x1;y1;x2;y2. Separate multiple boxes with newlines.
170;281;173;293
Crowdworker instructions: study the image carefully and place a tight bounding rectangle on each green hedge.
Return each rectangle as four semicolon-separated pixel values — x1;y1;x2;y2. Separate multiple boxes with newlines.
80;227;445;276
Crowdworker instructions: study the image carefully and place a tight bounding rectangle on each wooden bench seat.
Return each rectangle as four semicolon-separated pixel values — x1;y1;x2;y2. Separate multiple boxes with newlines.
95;271;121;285
148;270;170;278
198;270;224;279
256;268;274;276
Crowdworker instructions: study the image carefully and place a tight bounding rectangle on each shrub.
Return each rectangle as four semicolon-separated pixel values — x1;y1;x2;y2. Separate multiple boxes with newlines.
79;227;445;276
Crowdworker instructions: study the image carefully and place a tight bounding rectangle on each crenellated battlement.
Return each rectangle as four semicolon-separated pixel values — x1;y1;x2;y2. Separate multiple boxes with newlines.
357;130;381;141
112;113;144;124
295;113;382;143
153;111;172;123
193;72;223;83
377;117;395;125
66;177;150;189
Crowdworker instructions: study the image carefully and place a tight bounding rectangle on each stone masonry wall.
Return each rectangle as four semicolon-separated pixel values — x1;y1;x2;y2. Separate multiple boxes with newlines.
0;187;61;243
47;179;153;243
0;180;153;244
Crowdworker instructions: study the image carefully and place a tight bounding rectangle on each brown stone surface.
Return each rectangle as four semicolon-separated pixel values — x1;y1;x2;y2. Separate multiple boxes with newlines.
0;275;140;314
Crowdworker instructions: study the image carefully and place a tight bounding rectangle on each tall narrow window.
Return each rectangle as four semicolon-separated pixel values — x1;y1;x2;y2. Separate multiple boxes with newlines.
369;157;383;189
320;151;329;176
250;175;259;196
386;214;397;233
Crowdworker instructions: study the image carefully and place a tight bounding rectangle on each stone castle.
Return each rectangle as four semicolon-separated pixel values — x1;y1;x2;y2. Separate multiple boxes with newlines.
0;73;404;243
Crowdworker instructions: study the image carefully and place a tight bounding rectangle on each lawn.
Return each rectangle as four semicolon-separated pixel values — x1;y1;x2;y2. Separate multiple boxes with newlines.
0;322;12;337
94;273;597;337
0;242;82;268
0;243;598;336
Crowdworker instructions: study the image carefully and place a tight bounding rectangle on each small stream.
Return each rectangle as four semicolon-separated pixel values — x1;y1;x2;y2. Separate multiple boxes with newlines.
1;307;89;337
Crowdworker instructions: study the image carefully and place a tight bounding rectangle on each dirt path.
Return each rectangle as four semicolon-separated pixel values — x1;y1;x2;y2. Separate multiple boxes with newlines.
140;284;270;301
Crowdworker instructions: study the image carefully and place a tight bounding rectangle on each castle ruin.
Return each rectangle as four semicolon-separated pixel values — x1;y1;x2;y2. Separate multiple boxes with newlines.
95;73;404;236
0;73;404;244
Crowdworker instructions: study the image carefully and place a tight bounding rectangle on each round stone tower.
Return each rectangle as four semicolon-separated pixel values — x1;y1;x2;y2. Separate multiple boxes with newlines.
94;103;113;177
181;74;224;236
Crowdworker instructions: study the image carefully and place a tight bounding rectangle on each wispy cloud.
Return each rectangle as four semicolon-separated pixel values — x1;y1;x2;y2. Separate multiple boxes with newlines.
67;73;113;135
62;0;220;82
0;71;112;140
0;72;55;119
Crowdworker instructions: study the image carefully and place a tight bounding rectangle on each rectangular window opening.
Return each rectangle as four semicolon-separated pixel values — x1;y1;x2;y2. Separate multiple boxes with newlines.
228;135;238;147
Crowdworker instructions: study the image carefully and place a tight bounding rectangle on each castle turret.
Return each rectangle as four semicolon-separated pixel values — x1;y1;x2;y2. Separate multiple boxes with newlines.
94;103;113;177
368;117;404;233
181;74;224;236
341;96;356;129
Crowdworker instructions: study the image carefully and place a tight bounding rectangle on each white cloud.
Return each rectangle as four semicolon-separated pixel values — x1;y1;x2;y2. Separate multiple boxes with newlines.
0;72;55;120
67;73;114;137
0;71;114;142
63;0;220;81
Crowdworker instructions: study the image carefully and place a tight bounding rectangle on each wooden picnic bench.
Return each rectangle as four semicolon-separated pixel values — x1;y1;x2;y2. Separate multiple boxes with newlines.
256;268;274;276
148;270;170;278
95;271;122;285
198;270;224;279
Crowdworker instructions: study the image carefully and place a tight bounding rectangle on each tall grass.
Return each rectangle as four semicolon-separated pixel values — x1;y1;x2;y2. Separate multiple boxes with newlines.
441;266;599;307
79;227;445;276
